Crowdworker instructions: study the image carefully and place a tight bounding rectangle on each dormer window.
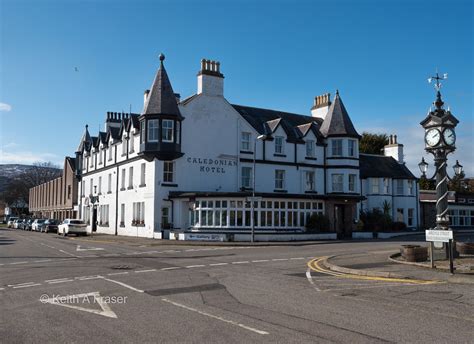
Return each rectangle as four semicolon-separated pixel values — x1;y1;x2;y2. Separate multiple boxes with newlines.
332;139;343;156
99;148;103;164
148;119;159;142
129;133;135;153
162;120;174;142
108;145;113;161
122;137;127;156
275;136;284;154
306;140;315;157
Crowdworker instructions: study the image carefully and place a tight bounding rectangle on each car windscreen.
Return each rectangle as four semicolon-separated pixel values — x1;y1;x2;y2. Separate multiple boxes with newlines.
69;220;85;225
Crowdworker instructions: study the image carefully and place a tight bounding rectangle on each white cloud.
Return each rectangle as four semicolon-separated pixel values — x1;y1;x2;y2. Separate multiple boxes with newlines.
0;149;61;166
0;102;12;112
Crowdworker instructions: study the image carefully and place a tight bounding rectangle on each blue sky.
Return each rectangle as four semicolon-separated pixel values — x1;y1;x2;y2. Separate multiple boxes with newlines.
1;0;472;175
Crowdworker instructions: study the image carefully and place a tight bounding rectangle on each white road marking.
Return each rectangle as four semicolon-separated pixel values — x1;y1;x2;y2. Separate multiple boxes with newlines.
209;263;228;266
59;249;79;257
161;267;181;271
0;288;5;290
107;272;129;276
232;261;249;264
290;257;305;260
76;245;104;252
306;268;321;292
252;259;269;263
34;259;52;263
76;275;102;281
135;269;157;273
0;263;4;266
45;278;74;283
102;277;144;293
8;282;36;287
41;291;117;318
41;243;56;249
186;265;205;268
103;253;120;257
271;258;288;261
48;279;73;284
161;298;269;335
81;255;98;258
13;283;42;289
10;261;28;265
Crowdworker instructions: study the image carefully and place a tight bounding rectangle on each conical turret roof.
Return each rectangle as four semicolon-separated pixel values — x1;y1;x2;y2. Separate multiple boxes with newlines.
142;54;182;118
319;91;360;138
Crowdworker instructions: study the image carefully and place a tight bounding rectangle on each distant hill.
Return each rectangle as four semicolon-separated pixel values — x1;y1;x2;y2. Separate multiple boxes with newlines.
0;164;62;195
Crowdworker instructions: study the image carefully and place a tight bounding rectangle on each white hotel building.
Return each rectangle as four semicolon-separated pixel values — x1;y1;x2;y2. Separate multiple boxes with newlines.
75;55;419;239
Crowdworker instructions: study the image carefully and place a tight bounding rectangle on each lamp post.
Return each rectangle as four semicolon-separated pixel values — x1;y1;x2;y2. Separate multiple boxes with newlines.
419;71;461;273
250;134;268;243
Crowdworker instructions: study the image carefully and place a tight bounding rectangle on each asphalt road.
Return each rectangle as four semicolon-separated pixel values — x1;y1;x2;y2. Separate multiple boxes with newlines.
1;228;473;343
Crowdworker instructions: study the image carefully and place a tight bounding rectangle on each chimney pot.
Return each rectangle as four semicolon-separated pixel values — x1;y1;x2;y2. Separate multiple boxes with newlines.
394;134;397;144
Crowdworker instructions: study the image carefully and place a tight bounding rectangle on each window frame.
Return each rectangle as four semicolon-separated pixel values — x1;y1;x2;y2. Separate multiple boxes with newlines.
332;139;343;156
275;169;285;190
148;119;159;142
162;119;174;142
275;136;284;154
241;132;251;151
305;140;315;158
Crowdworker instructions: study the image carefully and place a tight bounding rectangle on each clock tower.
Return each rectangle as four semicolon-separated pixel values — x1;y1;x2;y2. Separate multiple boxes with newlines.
420;72;459;230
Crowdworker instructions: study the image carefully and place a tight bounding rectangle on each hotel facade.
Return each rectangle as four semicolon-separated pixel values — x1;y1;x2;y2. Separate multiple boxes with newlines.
62;55;418;239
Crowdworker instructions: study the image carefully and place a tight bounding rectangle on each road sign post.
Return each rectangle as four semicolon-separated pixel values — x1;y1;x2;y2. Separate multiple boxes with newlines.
425;229;455;273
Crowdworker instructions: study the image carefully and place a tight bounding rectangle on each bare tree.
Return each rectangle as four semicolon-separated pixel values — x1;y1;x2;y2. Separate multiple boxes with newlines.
1;161;62;210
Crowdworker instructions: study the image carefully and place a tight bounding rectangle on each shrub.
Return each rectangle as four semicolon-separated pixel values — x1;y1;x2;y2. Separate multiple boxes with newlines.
359;209;392;232
391;221;407;232
305;213;330;233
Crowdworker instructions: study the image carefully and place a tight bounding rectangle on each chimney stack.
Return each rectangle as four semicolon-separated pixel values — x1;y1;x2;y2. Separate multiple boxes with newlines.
144;89;150;107
311;93;331;119
197;58;224;97
383;133;404;164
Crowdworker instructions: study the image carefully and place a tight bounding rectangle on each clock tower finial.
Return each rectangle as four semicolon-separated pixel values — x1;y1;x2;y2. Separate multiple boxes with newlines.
428;70;447;110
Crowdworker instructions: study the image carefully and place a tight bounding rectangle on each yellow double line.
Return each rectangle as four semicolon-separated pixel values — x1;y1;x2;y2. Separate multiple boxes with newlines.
307;257;443;285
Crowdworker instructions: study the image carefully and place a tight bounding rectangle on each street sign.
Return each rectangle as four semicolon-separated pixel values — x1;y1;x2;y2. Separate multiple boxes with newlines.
246;197;262;202
425;229;453;243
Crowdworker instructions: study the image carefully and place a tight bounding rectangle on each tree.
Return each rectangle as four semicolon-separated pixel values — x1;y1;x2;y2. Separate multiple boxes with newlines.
419;175;435;190
0;161;62;208
359;132;389;155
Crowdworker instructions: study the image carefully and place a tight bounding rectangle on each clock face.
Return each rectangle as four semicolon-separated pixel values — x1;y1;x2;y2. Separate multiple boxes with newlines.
425;128;441;147
443;128;456;146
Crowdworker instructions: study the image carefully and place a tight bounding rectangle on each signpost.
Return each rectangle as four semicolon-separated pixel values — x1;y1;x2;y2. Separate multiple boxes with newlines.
425;229;454;272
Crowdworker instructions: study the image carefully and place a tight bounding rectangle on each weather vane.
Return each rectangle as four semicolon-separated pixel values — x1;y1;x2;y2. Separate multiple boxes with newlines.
428;70;448;91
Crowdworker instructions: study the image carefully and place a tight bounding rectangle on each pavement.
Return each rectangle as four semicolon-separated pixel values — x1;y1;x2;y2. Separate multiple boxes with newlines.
2;227;474;343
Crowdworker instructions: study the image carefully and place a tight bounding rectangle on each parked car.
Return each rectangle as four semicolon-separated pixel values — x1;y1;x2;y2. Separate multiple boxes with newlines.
58;219;88;236
13;219;24;229
7;217;18;228
32;219;47;232
20;219;29;230
42;219;59;233
23;219;34;231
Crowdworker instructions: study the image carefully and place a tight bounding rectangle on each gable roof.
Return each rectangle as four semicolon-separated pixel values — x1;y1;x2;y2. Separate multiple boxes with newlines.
231;104;323;143
319;91;360;138
360;154;417;180
106;126;121;142
142;54;182;119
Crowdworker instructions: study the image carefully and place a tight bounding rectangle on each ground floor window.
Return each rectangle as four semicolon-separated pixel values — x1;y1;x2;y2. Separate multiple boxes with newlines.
189;198;324;229
408;208;414;226
120;204;125;226
99;205;109;226
162;207;171;229
396;208;404;222
449;209;474;227
83;206;90;225
132;202;145;225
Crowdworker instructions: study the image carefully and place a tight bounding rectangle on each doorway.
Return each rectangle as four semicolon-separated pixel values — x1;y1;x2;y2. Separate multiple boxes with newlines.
334;205;345;239
92;207;97;232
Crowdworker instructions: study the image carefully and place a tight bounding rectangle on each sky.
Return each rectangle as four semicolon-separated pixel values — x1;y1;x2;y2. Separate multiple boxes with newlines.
0;0;472;176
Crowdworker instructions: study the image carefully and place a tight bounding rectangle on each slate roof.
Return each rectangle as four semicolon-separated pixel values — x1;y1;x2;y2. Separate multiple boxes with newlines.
76;125;92;152
360;154;417;180
107;127;121;141
231;104;323;143
319;91;360;138
142;55;182;119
